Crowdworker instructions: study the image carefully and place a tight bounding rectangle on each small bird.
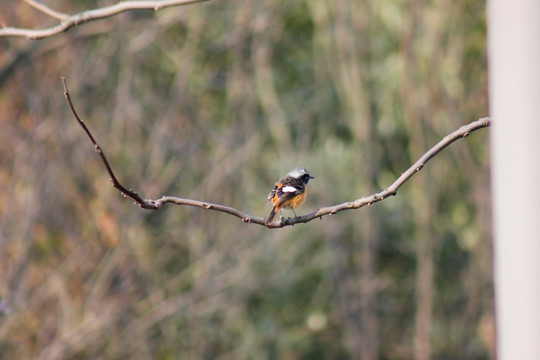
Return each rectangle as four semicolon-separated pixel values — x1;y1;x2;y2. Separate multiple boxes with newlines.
265;167;314;225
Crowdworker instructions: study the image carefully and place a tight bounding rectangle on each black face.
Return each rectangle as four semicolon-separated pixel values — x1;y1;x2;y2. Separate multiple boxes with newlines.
300;173;314;185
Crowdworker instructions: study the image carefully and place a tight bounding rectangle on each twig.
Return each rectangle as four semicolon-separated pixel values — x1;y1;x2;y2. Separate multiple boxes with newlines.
0;0;209;40
62;76;491;228
23;0;69;20
62;77;159;210
281;117;491;227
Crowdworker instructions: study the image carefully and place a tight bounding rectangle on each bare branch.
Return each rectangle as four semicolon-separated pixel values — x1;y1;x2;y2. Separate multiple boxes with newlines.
0;0;209;40
23;0;69;20
62;77;160;210
274;117;491;227
62;77;490;228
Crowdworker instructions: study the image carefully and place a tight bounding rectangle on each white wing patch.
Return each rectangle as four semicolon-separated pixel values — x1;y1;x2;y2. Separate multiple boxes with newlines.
282;185;298;193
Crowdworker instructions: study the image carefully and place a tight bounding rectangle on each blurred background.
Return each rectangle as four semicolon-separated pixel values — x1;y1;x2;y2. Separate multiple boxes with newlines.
0;0;491;359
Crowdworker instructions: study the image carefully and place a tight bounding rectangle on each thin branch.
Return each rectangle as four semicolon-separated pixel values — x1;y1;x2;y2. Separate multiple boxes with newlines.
62;77;159;210
0;0;209;40
23;0;69;20
62;76;490;228
280;117;491;227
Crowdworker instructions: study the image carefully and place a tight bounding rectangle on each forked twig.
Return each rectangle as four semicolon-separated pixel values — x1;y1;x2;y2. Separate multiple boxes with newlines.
0;0;208;40
62;77;491;228
24;0;69;20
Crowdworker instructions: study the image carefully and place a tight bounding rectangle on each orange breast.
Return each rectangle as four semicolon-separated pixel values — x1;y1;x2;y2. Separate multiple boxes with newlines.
282;190;306;210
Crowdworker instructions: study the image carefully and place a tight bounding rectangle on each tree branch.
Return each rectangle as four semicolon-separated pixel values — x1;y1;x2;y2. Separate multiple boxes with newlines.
62;77;160;210
23;0;69;20
62;77;490;228
0;0;209;40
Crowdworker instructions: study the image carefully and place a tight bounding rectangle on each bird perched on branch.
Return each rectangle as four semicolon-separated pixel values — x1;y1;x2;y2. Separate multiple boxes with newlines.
265;167;314;226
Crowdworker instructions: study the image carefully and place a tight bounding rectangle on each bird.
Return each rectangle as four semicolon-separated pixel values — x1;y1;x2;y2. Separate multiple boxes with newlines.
265;167;314;225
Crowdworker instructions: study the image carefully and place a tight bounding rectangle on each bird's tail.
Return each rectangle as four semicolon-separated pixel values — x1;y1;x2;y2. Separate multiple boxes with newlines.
265;206;278;226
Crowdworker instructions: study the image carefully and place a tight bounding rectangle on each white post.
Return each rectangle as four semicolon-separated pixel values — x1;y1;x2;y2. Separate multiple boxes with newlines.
489;0;540;359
